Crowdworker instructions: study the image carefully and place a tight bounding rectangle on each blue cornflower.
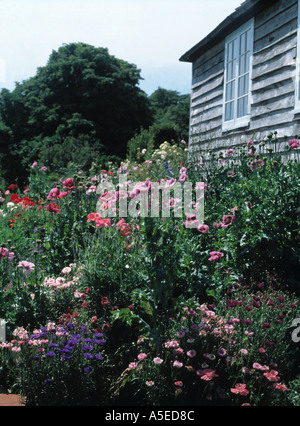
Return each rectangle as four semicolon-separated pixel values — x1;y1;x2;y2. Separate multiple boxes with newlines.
46;351;55;357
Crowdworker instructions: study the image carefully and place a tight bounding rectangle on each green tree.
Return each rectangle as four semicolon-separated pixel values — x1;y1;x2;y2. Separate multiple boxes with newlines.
149;87;190;139
127;88;190;160
0;43;153;183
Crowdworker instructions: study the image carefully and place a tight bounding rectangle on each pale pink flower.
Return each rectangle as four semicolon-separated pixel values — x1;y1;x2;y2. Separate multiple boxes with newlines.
137;353;147;361
129;362;138;370
18;261;35;275
153;357;163;365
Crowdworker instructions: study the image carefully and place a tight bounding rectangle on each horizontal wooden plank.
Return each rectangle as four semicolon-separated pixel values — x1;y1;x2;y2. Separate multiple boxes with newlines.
256;0;297;27
250;108;294;130
254;17;297;53
191;73;224;100
252;48;296;80
191;106;223;125
193;50;224;80
252;66;294;89
192;68;223;91
192;39;224;71
251;79;295;104
191;95;223;116
191;88;223;110
253;32;297;66
254;1;297;42
251;94;295;119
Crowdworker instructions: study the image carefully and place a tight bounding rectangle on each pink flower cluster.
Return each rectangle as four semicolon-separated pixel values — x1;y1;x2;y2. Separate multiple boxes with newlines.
46;178;76;214
289;139;300;149
87;213;112;229
179;167;187;183
208;251;224;261
0;247;15;260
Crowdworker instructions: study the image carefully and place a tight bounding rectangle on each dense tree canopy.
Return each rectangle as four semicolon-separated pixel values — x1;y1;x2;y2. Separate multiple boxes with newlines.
0;43;190;186
0;43;153;183
127;88;190;159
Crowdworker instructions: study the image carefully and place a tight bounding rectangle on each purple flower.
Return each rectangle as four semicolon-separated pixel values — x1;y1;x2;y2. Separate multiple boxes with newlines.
46;351;55;357
95;354;103;360
82;344;93;351
84;353;94;359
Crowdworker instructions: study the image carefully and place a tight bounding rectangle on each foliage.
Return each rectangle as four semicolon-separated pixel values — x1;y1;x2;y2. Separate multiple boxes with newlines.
0;136;299;406
0;42;153;184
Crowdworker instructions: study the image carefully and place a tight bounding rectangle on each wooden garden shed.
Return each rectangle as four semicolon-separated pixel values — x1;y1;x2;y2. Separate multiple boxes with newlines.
180;0;300;160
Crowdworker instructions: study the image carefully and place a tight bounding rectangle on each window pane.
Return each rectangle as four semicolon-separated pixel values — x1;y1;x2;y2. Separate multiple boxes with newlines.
237;95;248;118
226;81;235;102
240;32;246;55
227;60;236;81
238;74;249;97
225;101;234;121
223;20;253;126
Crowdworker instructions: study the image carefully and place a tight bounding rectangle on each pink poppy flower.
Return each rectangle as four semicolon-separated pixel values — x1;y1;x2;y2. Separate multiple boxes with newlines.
47;188;60;200
230;383;249;396
196;369;219;381
18;261;35;275
263;370;280;382
208;251;224;261
63;178;75;191
197;224;209;234
46;203;60;214
221;215;235;228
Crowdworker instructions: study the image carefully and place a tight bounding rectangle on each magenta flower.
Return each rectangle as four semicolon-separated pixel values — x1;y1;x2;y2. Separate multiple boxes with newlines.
63;178;75;191
197;224;209;234
221;215;235;228
208;251;224;261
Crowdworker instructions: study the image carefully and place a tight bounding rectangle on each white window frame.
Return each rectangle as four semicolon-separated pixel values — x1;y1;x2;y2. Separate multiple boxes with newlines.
222;18;254;131
295;0;300;111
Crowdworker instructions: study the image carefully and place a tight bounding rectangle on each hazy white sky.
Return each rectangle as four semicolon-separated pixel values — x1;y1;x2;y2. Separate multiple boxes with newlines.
0;0;242;95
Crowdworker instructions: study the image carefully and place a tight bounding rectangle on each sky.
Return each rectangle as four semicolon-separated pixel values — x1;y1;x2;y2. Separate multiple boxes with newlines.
0;0;242;96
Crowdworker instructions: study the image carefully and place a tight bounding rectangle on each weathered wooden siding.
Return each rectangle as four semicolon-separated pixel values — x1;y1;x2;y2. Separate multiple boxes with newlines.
189;0;299;159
